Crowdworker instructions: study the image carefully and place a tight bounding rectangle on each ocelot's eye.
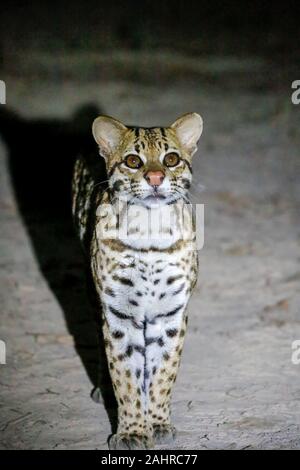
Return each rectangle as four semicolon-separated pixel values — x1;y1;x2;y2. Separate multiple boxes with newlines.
163;152;180;167
124;154;143;169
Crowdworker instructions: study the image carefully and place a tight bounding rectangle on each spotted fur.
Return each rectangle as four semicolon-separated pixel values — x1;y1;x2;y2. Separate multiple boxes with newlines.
72;113;203;449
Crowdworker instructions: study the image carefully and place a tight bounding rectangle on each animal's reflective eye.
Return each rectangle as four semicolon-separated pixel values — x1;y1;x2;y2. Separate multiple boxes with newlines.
163;152;180;167
125;154;143;169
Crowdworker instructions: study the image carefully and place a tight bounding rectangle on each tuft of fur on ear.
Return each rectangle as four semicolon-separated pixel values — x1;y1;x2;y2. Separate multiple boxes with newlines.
92;115;127;158
171;112;203;156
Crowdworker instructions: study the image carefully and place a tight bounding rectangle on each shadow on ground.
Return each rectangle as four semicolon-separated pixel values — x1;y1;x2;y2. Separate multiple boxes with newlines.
0;104;118;434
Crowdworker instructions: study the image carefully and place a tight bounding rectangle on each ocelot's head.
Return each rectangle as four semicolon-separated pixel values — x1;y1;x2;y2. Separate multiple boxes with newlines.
92;113;203;207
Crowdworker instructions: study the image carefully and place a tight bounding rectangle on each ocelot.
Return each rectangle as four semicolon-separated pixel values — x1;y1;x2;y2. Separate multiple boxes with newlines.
72;112;203;449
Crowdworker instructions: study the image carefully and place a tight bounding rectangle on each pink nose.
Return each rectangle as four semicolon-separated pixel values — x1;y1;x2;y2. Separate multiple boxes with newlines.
145;170;165;187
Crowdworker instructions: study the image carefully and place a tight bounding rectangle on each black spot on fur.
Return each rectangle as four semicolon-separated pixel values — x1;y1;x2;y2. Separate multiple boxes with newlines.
166;328;178;338
112;275;134;287
160;128;166;138
167;274;184;285
182;158;193;174
126;345;133;357
109;305;131;320
112;330;125;339
134;344;145;355
105;286;115;297
133;320;144;330
156;303;184;318
173;282;185;295
112;179;123;192
181;178;191;189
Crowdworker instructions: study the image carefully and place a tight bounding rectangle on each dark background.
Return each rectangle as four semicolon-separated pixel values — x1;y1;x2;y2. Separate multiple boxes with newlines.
1;1;300;56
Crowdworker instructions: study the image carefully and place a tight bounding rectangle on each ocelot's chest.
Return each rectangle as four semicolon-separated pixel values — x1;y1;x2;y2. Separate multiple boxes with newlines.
93;246;194;321
90;191;198;324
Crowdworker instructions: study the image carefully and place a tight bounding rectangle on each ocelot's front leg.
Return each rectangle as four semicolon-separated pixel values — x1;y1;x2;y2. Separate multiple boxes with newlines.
102;315;154;450
148;312;188;445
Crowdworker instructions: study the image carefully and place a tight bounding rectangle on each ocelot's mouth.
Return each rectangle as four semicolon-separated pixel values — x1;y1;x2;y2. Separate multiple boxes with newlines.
136;193;170;207
144;194;166;201
142;195;167;205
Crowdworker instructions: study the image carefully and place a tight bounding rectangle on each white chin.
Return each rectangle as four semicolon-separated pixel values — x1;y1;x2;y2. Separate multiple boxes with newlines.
141;194;180;207
143;195;167;204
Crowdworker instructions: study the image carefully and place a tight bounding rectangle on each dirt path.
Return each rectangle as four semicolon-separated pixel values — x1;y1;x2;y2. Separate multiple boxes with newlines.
1;71;300;449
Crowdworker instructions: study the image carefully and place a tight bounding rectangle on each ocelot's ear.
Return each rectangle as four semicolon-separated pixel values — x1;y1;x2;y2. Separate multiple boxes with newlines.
92;115;127;159
171;113;203;156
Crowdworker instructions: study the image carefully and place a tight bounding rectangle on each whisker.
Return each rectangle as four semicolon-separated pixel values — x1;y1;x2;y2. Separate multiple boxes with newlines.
187;189;202;203
172;184;200;204
93;179;109;190
189;181;206;194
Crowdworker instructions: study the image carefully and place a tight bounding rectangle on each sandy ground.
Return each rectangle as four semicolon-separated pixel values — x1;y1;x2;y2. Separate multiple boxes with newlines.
0;59;300;449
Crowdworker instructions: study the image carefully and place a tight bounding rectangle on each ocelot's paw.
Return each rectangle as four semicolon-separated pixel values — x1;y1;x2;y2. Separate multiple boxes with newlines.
153;424;177;445
108;433;154;450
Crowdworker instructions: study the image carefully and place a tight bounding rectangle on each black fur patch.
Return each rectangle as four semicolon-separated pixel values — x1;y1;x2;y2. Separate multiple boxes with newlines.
112;180;123;192
167;274;184;285
166;328;178;337
156;303;184;318
112;275;134;287
112;330;125;339
109;305;131;320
